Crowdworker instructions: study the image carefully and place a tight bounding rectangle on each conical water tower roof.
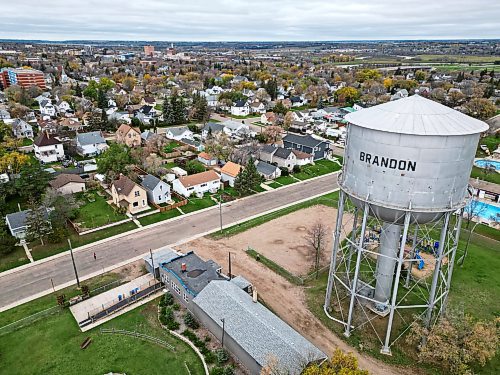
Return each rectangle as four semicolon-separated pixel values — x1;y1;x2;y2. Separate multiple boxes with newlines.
345;95;489;136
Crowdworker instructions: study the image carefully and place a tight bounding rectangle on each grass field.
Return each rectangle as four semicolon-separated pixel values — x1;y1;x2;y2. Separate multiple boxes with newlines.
74;191;127;229
470;166;500;184
182;194;217;214
164;141;182;153
274;175;299;185
0;299;204;375
138;209;182;226
294;159;342;180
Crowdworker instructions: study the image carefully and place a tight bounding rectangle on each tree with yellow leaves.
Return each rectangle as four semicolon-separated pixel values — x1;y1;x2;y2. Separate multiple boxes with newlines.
0;151;30;173
301;349;369;375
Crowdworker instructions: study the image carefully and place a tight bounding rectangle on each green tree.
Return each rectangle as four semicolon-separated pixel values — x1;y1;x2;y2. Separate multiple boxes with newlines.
25;203;52;246
0;121;11;143
97;143;134;181
0;223;17;255
334;87;360;105
272;101;287;115
234;157;261;196
191;93;210;122
15;163;50;202
465;98;497;120
356;69;381;83
184;160;205;174
97;89;107;109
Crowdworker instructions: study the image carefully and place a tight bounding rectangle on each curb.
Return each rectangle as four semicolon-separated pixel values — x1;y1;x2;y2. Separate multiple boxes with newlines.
0;171;340;278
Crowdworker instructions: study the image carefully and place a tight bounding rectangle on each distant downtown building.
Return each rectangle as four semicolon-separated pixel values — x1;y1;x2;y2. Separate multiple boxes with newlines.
144;45;155;57
0;67;46;90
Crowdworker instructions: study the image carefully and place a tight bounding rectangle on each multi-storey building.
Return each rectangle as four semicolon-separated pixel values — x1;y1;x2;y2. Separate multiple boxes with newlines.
0;68;46;90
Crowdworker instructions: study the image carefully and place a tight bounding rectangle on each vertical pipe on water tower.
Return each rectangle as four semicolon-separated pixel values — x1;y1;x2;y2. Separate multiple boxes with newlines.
344;201;369;338
405;227;419;288
441;211;462;316
374;223;402;303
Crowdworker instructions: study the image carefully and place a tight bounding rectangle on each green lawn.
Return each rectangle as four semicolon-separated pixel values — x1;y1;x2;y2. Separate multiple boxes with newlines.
74;191;127;229
138;209;182;226
268;182;282;189
0;247;31;273
274;175;298;185
0;298;204;375
470;166;500;184
182;195;217;214
164;141;182;153
293;159;342;180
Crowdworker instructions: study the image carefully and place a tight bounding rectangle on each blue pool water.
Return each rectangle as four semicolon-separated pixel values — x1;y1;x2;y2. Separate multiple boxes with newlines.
466;201;500;222
475;159;500;171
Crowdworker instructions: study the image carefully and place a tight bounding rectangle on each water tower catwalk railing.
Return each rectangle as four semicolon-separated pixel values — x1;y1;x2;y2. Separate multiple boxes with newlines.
324;189;464;355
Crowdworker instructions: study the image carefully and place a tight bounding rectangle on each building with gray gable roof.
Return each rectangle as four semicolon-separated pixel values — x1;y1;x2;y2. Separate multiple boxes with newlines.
192;280;326;374
5;208;50;239
76;131;108;156
140;174;171;205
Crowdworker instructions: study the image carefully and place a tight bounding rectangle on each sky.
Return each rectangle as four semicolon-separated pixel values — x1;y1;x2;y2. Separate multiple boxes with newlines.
1;0;499;41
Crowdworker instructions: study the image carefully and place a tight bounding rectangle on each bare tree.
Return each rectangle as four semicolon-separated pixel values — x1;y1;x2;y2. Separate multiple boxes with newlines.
305;221;328;278
459;198;487;266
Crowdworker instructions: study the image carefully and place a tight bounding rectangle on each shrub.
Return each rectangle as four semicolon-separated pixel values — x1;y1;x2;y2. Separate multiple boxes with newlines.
159;314;168;325
172;303;180;311
167;320;180;331
209;367;224;375
184;312;200;329
163;293;174;306
204;351;216;364
222;366;235;375
293;165;301;173
279;167;289;176
216;348;229;364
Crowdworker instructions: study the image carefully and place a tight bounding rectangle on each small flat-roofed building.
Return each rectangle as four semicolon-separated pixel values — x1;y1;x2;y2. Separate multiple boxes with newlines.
159;251;226;307
192;280;326;375
49;173;86;195
143;246;179;279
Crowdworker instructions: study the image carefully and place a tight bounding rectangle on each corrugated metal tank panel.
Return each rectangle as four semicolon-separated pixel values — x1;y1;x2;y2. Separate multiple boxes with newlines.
340;124;480;223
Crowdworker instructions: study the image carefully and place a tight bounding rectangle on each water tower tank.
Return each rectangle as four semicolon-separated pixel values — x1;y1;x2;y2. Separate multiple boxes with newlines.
342;95;489;224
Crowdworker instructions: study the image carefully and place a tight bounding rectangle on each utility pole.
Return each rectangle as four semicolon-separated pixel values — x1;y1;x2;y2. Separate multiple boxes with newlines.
219;194;223;233
68;239;80;288
150;249;155;279
228;252;232;279
220;318;225;348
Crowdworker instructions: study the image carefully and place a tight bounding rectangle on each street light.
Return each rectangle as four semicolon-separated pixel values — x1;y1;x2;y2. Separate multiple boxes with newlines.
220;318;225;348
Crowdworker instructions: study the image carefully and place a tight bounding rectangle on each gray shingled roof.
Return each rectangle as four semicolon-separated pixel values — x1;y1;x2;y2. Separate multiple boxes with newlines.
273;147;293;159
76;131;105;146
193;281;326;374
283;133;324;148
140;174;162;192
6;208;49;230
203;122;225;133
167;126;190;137
255;160;278;176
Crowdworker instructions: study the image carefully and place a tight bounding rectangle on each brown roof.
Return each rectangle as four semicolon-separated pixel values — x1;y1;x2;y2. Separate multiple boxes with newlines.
49;174;85;189
178;170;220;188
113;174;142;196
292;149;313;159
34;132;61;147
198;152;214;160
220;161;241;177
60;118;82;128
117;124;140;136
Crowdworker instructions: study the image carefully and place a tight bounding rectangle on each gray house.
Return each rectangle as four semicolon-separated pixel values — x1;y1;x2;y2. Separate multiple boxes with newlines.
11;119;34;138
192;280;326;375
159;251;226;307
255;160;281;180
202;122;225;139
5;208;50;239
140;174;171;205
282;133;330;160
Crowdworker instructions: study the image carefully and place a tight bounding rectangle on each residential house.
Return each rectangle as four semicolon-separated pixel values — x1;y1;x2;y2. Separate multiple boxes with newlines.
172;170;220;197
205;94;219;108
293;149;314;166
181;138;204;152
191;280;326;375
164;126;193;141
56;100;72;114
140;174;171;205
222;120;251;138
201;122;225;139
116;124;142;147
260;112;276;125
11;118;33;138
0;108;11;120
255;160;281;180
220;161;241;187
250;101;266;114
33;132;64;163
108;111;131;124
390;89;409;101
140;96;157;107
158;251;226;307
283;133;330;160
6;208;50;239
39;99;57;117
49;173;86;195
259;145;297;171
111;174;149;214
230;100;250;116
76;131;108;157
60;118;85;131
290;95;307;107
197;152;218;166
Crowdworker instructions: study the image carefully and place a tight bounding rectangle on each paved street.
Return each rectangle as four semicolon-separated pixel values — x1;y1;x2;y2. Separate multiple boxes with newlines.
0;173;338;311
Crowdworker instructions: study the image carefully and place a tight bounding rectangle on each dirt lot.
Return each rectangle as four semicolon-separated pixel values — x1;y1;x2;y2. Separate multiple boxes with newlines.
217;205;351;277
175;205;415;375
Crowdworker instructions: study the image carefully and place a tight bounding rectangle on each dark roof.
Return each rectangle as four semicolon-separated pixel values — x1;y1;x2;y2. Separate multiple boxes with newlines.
233;100;247;107
283;133;325;148
273;147;293;159
203;122;225;133
49;174;85;189
34;132;61;147
290;96;302;103
140;174;163;191
161;252;225;295
260;144;277;155
76;131;105;146
255;160;278;176
6;208;49;230
113;175;140;196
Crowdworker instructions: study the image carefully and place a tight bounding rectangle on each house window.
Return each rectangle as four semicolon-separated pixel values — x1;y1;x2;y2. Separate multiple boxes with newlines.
133;202;139;207
135;191;140;197
188;187;194;191
142;200;146;206
171;281;181;295
200;183;207;187
158;195;162;201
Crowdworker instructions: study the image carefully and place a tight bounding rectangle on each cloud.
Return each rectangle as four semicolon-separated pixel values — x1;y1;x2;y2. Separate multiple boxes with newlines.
1;0;499;41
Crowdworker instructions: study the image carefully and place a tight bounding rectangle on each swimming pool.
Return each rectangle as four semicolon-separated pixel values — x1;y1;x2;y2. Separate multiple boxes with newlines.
466;200;500;222
475;159;500;171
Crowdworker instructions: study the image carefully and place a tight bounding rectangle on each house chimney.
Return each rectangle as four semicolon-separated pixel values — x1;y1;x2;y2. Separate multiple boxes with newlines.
181;263;187;273
252;288;258;303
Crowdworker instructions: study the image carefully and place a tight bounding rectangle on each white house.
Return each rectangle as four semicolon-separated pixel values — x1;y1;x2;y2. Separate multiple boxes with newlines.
164;126;194;141
140;174;171;205
230;100;250;116
11;119;33;138
250;101;266;114
220;161;241;187
49;174;86;195
76;131;108;157
6;208;50;239
39;99;57;117
33;132;64;163
197;152;218;166
172;170;220;197
255;160;281;180
56;100;72;114
222;120;251;138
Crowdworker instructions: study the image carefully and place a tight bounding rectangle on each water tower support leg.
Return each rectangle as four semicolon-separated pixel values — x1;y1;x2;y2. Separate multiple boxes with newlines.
441;211;462;316
424;212;451;333
346;208;359;286
344;202;369;338
404;226;418;288
325;190;346;308
381;211;411;355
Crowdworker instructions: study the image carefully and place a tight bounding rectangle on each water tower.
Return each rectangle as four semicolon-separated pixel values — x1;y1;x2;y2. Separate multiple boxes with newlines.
324;95;488;355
